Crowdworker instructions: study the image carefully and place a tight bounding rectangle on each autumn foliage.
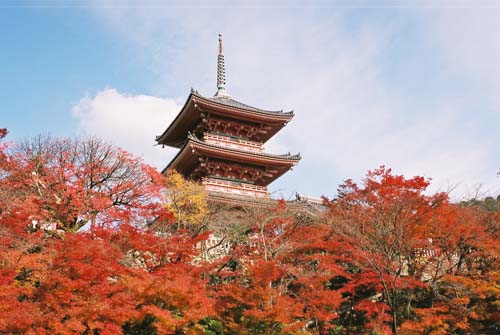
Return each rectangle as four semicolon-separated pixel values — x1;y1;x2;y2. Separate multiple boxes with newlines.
1;131;499;335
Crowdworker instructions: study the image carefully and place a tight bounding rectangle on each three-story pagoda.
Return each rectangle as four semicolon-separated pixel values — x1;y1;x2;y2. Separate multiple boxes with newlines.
156;34;300;201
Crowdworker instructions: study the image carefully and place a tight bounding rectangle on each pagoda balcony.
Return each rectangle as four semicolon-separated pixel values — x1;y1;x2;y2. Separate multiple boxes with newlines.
202;177;268;198
203;133;263;153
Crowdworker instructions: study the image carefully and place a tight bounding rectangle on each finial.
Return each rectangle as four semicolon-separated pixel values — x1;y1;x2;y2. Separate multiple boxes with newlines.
215;33;230;98
218;33;223;55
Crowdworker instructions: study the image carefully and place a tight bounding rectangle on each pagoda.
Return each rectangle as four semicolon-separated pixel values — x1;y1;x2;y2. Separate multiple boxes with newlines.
156;34;300;201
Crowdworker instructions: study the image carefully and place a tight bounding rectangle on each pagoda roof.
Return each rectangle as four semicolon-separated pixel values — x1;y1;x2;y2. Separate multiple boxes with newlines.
194;90;291;115
156;90;294;148
164;133;301;186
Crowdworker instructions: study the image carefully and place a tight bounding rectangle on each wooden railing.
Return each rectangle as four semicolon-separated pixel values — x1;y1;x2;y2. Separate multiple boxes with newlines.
202;177;268;198
204;133;263;153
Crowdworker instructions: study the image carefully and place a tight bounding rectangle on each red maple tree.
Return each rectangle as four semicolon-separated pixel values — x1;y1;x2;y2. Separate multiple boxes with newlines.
2;130;499;335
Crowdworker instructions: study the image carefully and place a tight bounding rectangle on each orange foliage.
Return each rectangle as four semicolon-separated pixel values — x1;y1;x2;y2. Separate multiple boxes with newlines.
1;132;499;335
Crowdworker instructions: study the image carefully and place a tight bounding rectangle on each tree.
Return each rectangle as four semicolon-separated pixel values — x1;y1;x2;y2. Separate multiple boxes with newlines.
0;221;214;334
0;133;214;334
325;167;447;334
212;202;347;335
159;170;208;232
0;135;167;232
324;167;500;335
400;204;500;334
3;129;500;334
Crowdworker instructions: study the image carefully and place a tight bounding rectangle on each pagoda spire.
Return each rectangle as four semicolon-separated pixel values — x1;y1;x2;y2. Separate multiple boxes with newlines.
215;33;230;98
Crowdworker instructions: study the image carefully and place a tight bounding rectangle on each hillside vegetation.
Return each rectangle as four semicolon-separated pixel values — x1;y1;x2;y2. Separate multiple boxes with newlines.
1;130;499;335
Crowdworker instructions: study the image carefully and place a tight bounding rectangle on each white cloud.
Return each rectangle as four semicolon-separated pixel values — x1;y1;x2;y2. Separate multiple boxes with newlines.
72;88;180;169
85;5;500;199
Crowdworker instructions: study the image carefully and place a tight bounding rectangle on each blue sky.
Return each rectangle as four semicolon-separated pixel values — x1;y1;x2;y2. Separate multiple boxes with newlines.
1;5;148;136
1;1;500;200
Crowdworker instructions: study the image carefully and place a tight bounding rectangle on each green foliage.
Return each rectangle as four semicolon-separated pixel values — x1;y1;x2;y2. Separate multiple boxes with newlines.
199;318;225;335
460;195;500;211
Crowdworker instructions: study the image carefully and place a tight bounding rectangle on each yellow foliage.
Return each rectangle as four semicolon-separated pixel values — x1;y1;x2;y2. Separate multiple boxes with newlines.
163;170;208;230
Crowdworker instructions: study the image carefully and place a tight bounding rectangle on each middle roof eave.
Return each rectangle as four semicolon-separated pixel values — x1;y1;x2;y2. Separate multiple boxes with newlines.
164;134;301;174
186;134;301;163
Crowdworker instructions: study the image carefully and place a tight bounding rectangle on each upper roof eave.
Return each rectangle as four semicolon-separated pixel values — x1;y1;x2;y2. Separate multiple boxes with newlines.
191;90;294;116
156;91;195;145
156;89;294;146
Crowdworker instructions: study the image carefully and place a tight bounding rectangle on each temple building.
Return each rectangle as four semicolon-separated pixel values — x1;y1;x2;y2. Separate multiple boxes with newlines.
156;34;301;203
